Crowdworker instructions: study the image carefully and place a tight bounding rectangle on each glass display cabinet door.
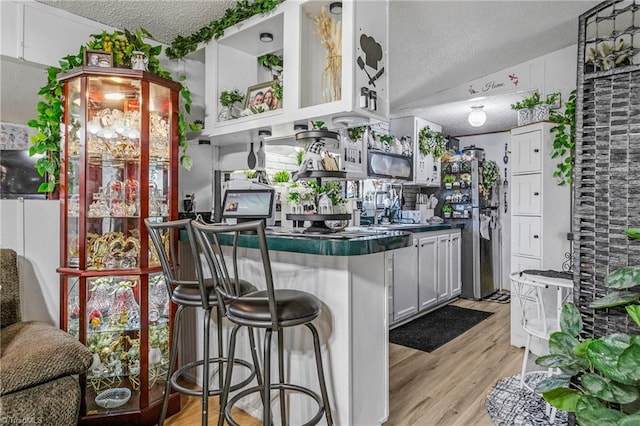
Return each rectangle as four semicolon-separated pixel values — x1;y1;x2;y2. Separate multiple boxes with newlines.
58;68;180;424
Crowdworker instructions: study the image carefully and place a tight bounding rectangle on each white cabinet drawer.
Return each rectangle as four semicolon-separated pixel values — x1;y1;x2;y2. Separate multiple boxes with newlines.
512;216;542;257
512;130;542;174
510;255;542;275
512;174;542;215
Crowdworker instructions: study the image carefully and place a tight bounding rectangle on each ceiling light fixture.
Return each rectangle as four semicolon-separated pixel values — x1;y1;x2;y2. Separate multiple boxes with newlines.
468;105;487;127
260;32;273;43
329;2;342;14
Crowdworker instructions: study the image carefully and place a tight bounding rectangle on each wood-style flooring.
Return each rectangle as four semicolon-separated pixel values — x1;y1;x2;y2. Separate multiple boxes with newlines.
166;299;522;425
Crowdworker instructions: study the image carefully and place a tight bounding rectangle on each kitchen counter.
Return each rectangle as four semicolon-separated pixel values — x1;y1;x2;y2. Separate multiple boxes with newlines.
176;222;462;424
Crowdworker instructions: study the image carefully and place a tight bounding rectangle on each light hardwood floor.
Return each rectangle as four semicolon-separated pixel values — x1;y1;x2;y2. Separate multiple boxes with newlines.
166;299;522;426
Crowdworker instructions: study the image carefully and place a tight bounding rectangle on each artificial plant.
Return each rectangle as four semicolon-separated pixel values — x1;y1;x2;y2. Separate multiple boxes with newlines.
549;90;576;186
535;228;640;425
165;0;284;59
28;29;199;193
418;126;448;159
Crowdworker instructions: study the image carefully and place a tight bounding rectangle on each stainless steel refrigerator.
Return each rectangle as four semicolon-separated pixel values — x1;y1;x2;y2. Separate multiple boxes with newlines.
437;159;497;299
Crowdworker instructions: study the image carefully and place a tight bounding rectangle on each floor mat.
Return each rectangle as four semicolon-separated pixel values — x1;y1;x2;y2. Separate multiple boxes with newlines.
483;290;511;303
485;372;568;425
389;305;493;352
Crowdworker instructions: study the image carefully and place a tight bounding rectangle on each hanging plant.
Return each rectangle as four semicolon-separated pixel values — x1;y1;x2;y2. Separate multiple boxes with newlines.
28;28;199;193
418;126;448;159
165;0;284;59
549;90;576;186
482;161;499;190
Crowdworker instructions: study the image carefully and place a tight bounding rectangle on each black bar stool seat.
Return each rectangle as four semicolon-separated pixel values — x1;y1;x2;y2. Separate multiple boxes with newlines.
191;220;333;426
145;218;263;426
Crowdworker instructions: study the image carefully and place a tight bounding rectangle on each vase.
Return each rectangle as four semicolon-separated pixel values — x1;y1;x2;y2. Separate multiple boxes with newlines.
534;104;550;122
322;54;342;102
517;108;533;126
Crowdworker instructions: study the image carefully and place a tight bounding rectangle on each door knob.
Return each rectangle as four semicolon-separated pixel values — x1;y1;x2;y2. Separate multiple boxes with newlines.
533;235;539;239
533;148;540;153
533;192;540;196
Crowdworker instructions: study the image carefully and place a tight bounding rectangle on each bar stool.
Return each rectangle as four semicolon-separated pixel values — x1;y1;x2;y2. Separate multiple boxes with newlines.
191;220;333;426
145;218;262;426
510;271;559;422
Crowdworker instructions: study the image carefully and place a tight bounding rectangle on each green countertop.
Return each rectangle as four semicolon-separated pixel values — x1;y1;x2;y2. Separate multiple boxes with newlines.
181;223;460;257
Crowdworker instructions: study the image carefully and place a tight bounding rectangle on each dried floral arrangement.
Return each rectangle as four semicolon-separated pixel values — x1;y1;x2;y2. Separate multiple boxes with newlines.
307;6;342;102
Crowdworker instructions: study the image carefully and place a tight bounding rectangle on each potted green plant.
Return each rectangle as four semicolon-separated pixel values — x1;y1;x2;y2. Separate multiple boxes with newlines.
442;204;453;218
535;228;640;425
443;174;456;189
273;170;290;184
219;89;245;120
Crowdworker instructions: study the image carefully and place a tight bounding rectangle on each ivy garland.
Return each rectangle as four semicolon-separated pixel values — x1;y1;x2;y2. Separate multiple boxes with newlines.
165;0;284;59
418;126;448;159
28;29;199;193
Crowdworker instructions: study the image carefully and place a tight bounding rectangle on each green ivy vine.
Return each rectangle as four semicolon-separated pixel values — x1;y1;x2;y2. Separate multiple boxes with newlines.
28;29;199;193
165;0;284;59
549;90;576;186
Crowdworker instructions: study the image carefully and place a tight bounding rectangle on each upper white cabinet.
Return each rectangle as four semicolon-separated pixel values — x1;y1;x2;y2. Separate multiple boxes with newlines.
204;0;389;144
390;116;442;186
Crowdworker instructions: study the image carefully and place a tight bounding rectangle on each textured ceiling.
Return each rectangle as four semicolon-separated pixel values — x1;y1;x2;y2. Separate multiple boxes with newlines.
8;0;601;137
37;0;236;45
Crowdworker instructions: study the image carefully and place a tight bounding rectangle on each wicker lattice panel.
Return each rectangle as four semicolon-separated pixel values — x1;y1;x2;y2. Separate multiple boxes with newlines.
574;0;640;337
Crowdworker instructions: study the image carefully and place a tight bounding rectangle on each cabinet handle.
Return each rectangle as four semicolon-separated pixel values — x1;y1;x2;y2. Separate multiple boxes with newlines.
533;235;539;239
533;192;540;196
533;148;540;153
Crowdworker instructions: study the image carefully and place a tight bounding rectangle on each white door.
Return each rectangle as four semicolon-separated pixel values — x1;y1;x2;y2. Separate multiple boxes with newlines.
437;235;450;301
393;242;419;322
512;130;542;174
512;174;542;215
418;236;438;310
449;232;462;296
512;216;542;257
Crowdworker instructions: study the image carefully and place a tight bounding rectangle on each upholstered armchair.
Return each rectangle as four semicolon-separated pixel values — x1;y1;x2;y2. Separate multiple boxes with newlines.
0;248;92;425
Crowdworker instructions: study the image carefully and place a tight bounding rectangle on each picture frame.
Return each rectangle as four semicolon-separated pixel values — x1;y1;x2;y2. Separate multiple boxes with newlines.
243;80;282;113
546;92;561;109
84;50;113;68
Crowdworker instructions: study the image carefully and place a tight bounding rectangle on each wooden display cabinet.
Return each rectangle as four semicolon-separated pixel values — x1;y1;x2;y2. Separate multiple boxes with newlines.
56;67;180;425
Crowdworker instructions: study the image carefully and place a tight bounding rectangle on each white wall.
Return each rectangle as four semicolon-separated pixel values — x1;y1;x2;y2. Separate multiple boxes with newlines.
0;199;60;326
457;132;511;292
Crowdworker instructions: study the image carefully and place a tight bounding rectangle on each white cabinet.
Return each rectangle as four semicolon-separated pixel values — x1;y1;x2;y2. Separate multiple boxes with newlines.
389;229;462;326
510;122;571;348
391;239;419;322
417;236;437;310
450;231;462;297
204;0;389;144
390;116;442;186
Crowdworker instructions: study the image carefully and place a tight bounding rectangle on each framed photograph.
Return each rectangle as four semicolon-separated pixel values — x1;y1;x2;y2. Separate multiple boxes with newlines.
84;50;113;68
243;80;282;113
547;92;561;109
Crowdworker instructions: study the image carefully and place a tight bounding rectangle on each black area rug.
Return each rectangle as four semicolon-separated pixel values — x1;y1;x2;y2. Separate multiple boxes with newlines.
389;305;493;352
485;373;568;425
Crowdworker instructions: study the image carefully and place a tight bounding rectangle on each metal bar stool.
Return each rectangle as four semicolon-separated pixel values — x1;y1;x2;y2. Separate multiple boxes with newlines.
191;220;333;426
145;218;262;426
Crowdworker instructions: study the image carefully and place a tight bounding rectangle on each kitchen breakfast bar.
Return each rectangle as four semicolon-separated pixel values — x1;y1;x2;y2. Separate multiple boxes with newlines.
178;223;456;425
